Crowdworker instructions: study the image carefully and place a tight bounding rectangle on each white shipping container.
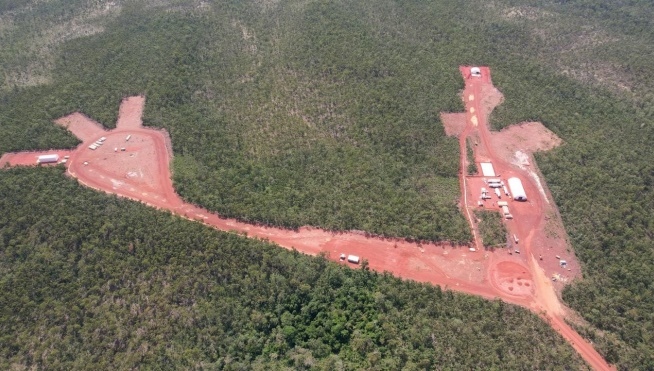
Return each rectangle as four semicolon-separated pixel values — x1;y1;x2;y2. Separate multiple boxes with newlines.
497;201;508;207
347;255;360;264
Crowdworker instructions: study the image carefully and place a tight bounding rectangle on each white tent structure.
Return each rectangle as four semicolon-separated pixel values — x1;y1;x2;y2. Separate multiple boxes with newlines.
508;177;527;201
36;154;59;164
471;67;481;77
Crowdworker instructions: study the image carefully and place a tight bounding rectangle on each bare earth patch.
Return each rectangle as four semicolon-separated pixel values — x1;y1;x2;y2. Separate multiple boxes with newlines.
440;112;466;137
54;113;107;142
116;96;145;129
490;121;563;165
480;84;504;118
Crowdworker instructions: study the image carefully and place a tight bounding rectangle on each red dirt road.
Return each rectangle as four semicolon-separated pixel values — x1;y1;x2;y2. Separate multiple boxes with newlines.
0;150;75;167
1;82;612;369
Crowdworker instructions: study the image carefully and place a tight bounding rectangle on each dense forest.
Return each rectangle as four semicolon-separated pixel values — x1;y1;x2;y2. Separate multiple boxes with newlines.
0;168;587;369
1;0;653;369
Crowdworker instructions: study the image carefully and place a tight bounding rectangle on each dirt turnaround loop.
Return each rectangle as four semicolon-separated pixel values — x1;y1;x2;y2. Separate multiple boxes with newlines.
1;75;613;370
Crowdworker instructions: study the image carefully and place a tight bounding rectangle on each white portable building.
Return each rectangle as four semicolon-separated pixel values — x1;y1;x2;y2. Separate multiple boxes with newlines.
480;162;496;177
508;177;527;201
347;255;360;264
36;154;59;164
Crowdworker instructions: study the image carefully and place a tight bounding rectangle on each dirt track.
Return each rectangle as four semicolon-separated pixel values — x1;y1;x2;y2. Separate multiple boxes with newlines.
1;75;612;369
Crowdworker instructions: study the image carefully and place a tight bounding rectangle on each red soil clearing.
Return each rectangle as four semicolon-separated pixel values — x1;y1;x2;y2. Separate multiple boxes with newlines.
1;75;612;369
55;113;107;142
440;112;466;137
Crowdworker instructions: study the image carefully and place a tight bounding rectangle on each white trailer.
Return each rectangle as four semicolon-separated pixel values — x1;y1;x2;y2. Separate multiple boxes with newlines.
501;205;510;215
347;255;360;264
125;135;132;142
487;178;501;184
497;201;508;207
36;154;59;164
508;177;527;201
495;188;501;198
503;185;510;196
